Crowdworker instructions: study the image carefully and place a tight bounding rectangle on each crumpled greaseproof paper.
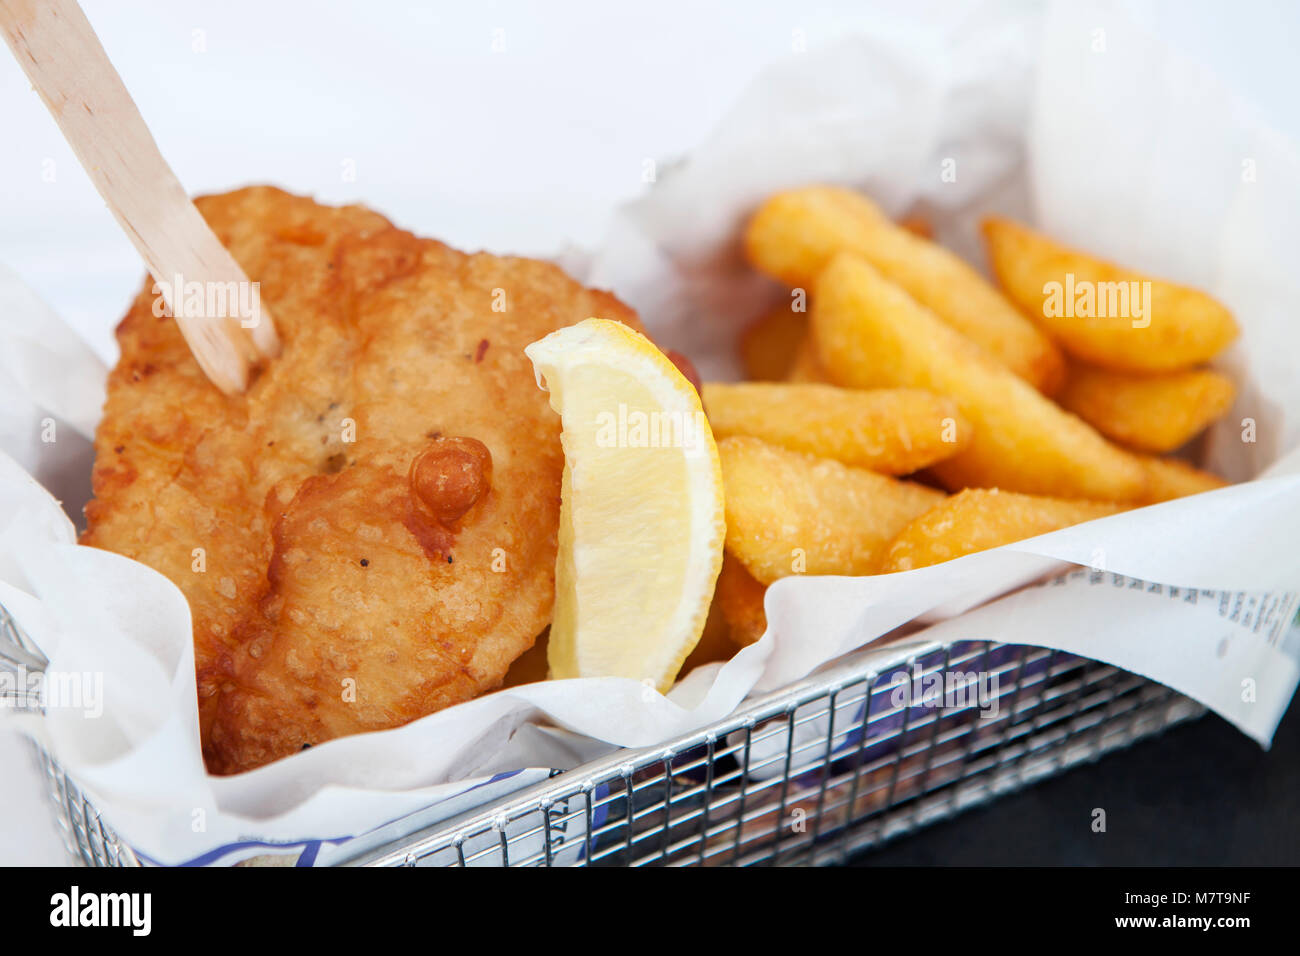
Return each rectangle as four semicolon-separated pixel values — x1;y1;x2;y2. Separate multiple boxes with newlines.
2;0;1299;865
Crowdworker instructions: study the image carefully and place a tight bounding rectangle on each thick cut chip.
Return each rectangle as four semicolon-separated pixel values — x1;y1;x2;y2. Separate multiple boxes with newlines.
703;382;970;474
879;488;1122;572
786;333;830;383
718;436;943;583
683;601;739;668
1057;362;1236;453
714;551;769;648
983;217;1239;372
898;215;934;239
812;253;1149;501
744;187;1064;392
1140;456;1230;503
740;306;808;381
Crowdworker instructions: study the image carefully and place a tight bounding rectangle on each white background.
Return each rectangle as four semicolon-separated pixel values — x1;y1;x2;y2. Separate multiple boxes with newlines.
2;0;1298;865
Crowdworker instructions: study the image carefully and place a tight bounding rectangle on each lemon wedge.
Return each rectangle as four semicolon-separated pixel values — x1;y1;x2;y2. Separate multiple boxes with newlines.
526;318;726;691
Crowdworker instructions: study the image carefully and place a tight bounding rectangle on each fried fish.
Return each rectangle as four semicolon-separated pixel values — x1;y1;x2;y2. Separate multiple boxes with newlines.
82;186;640;774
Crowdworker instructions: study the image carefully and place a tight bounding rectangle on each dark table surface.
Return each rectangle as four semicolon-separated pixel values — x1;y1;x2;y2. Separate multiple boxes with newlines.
846;691;1299;865
7;669;1294;867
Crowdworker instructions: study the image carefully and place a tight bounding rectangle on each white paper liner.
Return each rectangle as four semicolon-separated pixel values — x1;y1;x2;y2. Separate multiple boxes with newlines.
2;1;1298;864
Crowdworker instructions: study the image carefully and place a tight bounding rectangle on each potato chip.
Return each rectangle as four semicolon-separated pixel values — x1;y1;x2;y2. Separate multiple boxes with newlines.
878;489;1122;572
715;551;768;647
718;436;943;583
1140;456;1230;503
683;599;740;668
898;214;933;239
812;253;1149;501
1058;362;1236;453
703;382;970;474
740;306;808;381
983;217;1239;373
785;333;830;383
744;186;1064;391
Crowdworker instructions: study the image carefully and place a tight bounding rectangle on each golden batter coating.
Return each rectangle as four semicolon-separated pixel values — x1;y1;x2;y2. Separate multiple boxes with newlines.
81;186;640;774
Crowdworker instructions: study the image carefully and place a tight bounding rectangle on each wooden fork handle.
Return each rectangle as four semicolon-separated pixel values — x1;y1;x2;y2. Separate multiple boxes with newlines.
0;0;280;393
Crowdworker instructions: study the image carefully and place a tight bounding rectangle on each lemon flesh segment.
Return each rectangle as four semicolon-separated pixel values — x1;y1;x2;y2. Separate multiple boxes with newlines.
525;319;726;692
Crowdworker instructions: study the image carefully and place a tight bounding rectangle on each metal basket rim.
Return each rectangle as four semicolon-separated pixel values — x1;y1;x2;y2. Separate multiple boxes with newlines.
329;635;1125;866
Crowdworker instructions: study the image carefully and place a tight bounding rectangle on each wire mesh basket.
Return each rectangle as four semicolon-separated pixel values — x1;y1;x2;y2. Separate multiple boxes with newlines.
2;601;1205;867
351;642;1206;866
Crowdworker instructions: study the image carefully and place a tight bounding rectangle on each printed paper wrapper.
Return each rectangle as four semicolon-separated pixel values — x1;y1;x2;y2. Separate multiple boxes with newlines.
2;2;1298;865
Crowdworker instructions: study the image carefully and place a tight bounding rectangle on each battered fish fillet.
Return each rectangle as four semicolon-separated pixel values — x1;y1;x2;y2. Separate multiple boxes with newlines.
81;186;641;774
